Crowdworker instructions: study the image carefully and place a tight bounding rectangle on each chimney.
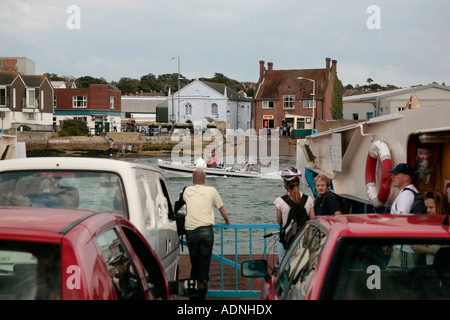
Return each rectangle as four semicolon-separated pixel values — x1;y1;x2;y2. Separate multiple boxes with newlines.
259;60;265;83
326;58;331;80
268;62;273;71
331;59;337;74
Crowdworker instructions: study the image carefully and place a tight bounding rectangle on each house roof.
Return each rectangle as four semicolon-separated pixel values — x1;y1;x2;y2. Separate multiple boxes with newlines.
255;69;328;100
21;75;47;87
0;71;19;85
202;81;251;102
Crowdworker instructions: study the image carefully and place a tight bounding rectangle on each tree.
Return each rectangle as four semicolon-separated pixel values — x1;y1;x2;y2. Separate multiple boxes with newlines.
77;76;107;89
114;77;141;95
367;78;374;85
58;119;89;137
331;71;344;119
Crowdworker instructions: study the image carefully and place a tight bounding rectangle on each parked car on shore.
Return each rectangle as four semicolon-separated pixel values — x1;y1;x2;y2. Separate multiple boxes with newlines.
242;214;450;300
0;207;203;300
0;157;180;282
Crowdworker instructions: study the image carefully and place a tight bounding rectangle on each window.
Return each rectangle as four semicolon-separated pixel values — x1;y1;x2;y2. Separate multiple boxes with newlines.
211;103;218;115
0;88;6;106
283;95;295;109
367;112;374;119
303;100;314;109
353;113;359;120
262;101;274;109
110;97;114;109
27;89;36;107
328;239;450;300
296;118;305;129
73;96;87;108
184;102;192;116
0;241;61;300
0;170;127;217
95;229;145;300
276;223;327;300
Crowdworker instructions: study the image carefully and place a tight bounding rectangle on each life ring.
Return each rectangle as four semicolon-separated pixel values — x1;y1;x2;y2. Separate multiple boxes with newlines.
365;140;392;207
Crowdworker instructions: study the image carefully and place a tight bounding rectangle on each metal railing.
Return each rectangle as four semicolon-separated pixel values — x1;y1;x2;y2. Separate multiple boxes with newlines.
181;223;279;299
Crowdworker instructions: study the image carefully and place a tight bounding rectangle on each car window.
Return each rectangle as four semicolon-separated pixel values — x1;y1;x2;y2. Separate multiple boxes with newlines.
121;226;168;299
0;241;60;300
95;228;146;300
0;171;127;217
326;239;450;300
276;223;327;299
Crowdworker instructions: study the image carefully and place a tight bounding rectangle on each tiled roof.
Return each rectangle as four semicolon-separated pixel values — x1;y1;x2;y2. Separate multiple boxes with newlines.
21;75;47;87
202;81;251;102
256;69;328;100
0;71;19;85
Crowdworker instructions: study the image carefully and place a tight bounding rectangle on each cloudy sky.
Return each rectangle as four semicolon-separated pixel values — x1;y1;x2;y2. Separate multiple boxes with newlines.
1;0;449;87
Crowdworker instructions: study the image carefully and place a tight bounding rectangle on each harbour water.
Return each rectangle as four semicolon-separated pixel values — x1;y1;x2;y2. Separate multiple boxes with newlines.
125;155;311;254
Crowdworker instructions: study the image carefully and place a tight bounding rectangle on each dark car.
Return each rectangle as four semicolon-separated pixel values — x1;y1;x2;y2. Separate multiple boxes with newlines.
242;214;450;300
0;207;200;300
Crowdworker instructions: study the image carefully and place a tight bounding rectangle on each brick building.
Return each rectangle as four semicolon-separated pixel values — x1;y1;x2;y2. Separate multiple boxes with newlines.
54;84;121;134
253;58;337;135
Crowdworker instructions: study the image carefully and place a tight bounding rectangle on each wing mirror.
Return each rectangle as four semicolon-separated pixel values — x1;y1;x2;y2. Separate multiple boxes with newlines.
241;259;270;280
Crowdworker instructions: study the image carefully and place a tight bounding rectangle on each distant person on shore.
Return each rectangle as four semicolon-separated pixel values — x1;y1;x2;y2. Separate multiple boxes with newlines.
127;143;132;154
183;169;230;299
108;139;114;157
119;143;126;156
310;174;342;216
275;167;314;262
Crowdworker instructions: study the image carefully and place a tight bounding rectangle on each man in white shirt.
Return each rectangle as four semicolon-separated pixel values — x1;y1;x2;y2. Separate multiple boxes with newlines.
388;163;417;214
386;163;420;268
183;170;230;298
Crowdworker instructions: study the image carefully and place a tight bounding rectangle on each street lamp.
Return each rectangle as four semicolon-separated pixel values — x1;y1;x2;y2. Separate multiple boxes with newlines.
297;77;316;129
171;56;181;122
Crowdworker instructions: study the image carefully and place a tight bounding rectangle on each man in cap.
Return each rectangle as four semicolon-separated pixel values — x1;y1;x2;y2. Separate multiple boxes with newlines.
387;163;417;214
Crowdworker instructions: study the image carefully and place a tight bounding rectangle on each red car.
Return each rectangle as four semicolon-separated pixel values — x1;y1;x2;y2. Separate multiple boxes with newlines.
0;207;198;300
242;214;450;300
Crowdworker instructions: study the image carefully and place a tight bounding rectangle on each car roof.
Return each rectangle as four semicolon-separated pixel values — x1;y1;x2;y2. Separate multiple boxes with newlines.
0;157;161;174
314;214;450;238
0;206;118;243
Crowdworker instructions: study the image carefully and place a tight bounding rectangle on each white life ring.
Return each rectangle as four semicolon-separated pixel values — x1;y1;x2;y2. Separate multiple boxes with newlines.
365;140;392;208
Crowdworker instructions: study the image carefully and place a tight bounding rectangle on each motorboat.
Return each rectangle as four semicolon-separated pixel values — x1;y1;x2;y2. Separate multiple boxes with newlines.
157;158;261;178
296;100;450;213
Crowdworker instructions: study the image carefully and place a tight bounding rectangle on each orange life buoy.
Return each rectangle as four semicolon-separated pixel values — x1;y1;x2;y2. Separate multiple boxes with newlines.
365;140;392;207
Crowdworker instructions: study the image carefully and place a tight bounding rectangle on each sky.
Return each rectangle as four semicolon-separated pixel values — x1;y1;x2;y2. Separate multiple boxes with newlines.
1;0;450;88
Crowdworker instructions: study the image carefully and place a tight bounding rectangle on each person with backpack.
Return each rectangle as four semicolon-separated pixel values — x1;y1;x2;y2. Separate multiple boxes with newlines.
387;163;424;214
310;174;343;216
274;167;314;262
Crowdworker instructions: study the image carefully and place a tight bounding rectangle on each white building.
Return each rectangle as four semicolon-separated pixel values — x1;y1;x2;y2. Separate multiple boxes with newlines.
343;83;450;120
169;79;252;130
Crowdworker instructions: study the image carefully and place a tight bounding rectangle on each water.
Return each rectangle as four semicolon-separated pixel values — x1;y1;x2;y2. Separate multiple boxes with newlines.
123;156;310;254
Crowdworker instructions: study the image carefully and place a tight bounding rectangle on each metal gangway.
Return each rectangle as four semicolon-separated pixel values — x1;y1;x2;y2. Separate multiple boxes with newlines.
180;224;279;299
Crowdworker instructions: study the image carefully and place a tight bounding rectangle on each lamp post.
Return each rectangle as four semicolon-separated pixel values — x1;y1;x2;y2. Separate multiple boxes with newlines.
297;77;315;129
171;56;181;122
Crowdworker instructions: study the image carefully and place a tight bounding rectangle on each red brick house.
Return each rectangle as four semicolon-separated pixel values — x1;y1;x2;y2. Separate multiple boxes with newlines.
253;58;337;135
54;84;121;134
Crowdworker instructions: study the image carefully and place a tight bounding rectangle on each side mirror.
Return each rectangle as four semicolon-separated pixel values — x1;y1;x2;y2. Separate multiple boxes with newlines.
168;279;207;298
241;260;269;279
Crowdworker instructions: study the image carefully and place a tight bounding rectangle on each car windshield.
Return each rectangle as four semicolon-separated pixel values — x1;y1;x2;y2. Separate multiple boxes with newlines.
327;238;450;300
0;170;127;217
0;241;60;300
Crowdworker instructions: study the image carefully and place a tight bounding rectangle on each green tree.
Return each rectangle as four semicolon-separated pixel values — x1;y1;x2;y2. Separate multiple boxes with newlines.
58;119;89;137
76;76;108;89
331;71;344;119
114;77;141;95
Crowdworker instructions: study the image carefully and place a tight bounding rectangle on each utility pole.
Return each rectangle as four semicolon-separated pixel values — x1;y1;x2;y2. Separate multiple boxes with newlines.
171;57;180;122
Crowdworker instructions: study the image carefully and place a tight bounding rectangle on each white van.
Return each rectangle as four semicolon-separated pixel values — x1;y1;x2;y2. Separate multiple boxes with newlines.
0;157;179;281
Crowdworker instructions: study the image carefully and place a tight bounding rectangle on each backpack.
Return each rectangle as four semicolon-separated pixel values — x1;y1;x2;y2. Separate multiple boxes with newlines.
280;194;309;250
403;187;427;214
174;186;187;236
